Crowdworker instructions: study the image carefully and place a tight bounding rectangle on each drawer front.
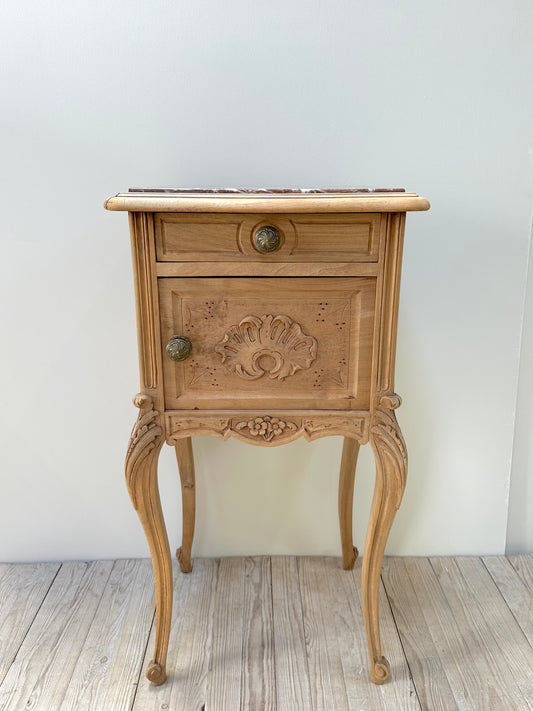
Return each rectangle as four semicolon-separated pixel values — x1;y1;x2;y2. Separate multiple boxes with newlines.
159;277;376;411
155;213;382;262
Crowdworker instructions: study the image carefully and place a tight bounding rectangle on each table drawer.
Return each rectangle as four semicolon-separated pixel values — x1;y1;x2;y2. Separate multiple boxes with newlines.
155;213;382;262
159;277;376;411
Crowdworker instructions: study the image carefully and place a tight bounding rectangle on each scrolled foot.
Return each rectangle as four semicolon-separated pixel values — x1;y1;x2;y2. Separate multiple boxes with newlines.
343;546;359;571
176;546;192;573
146;660;167;685
370;656;391;684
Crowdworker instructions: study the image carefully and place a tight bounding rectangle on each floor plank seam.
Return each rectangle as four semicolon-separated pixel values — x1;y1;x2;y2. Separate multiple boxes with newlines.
56;562;117;710
381;571;424;711
0;562;63;692
329;560;351;711
6;556;533;711
427;555;533;711
238;559;247;711
129;607;156;711
483;556;533;654
295;557;313;696
268;557;278;711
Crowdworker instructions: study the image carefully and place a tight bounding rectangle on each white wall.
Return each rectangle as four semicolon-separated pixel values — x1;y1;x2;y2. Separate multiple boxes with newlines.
1;1;533;562
507;222;533;553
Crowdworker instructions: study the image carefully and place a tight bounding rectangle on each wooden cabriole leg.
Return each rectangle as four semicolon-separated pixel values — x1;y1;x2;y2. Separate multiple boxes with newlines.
338;436;360;570
125;393;172;686
174;437;196;573
362;394;407;684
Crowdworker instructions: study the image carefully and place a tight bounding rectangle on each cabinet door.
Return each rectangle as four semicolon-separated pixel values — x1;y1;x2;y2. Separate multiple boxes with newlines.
159;277;376;411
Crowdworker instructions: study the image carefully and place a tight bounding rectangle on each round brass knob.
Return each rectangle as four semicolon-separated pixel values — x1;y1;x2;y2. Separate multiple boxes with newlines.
166;336;192;361
253;225;281;253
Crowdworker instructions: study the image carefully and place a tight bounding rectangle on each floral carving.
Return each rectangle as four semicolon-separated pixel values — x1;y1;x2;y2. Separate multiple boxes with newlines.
214;314;317;381
235;416;298;441
166;412;369;446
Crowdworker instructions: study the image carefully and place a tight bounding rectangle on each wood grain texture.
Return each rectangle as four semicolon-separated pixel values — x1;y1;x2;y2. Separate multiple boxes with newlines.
382;558;460;711
110;188;430;686
395;557;493;710
156;261;380;278
486;555;533;648
509;554;533;594
204;558;246;710
0;563;60;685
271;557;312;711
374;213;405;397
174;437;196;574
432;557;533;710
159;276;376;411
129;212;163;403
338;438;360;570
393;557;533;711
362;394;407;683
166;410;369;446
105;192;430;213
241;557;276;711
125;393;170;685
326;557;421;711
298;557;350;711
58;559;155;711
3;556;533;710
133;558;217;711
154;212;382;262
0;561;112;711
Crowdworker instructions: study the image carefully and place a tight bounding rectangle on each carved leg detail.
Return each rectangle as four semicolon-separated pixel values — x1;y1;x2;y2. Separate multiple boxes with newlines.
126;394;172;686
338;437;360;570
174;437;196;573
362;394;407;684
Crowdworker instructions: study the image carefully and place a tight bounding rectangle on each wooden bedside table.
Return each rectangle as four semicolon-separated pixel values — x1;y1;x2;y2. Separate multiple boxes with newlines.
104;188;430;686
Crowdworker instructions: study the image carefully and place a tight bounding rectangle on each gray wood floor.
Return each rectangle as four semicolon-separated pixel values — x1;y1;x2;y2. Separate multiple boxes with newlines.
1;556;533;711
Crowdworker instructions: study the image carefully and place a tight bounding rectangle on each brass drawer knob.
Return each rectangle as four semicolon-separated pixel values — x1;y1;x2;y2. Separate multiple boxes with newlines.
166;335;192;361
253;225;281;253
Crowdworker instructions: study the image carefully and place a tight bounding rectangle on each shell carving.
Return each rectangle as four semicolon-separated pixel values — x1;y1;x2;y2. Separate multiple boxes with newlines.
215;314;317;381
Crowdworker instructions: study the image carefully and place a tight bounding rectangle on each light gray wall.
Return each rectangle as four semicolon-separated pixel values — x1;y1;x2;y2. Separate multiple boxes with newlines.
507;222;533;553
1;1;533;561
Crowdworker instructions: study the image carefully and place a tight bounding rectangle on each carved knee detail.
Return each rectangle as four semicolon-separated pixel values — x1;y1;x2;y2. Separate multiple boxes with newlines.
125;394;163;510
370;394;407;510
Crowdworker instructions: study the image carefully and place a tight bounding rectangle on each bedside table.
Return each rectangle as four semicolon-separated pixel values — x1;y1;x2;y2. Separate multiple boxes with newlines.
104;188;430;686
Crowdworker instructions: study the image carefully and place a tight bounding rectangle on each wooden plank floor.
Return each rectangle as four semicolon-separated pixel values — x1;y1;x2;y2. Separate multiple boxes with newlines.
1;556;533;711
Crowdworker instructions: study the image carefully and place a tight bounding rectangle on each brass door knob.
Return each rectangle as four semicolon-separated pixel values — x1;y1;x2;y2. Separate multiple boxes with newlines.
253;225;281;253
166;336;192;361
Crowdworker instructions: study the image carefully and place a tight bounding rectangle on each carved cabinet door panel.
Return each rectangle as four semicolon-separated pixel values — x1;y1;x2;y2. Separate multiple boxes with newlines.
159;277;376;411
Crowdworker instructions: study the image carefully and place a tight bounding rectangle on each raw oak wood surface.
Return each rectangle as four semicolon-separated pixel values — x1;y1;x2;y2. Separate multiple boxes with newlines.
2;557;533;710
154;212;382;262
105;190;430;213
338;437;360;570
158;276;377;411
174;437;196;573
107;189;430;684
